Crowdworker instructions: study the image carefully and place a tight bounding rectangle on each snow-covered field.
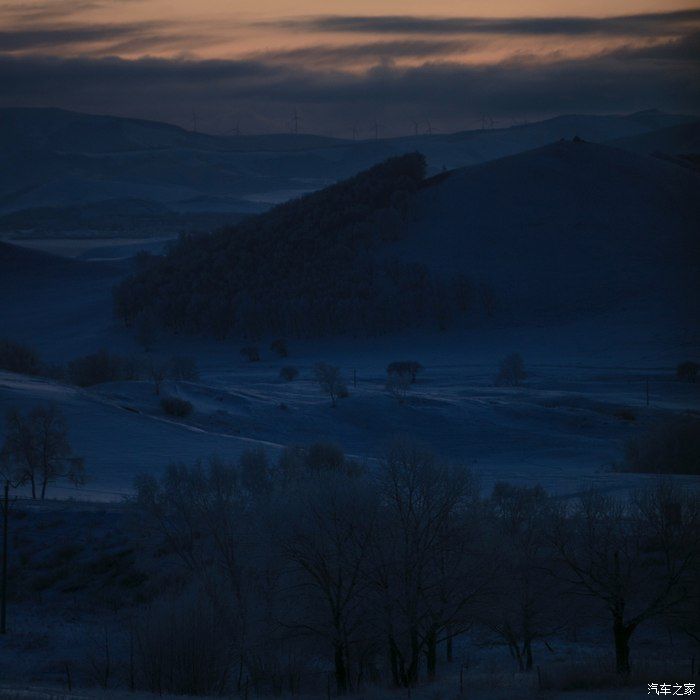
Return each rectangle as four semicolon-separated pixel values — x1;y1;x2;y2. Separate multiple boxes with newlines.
1;319;698;500
1;215;699;501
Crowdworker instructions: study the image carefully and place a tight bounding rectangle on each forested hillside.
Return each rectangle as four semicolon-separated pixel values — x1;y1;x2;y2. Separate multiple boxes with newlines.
114;140;700;339
114;153;473;337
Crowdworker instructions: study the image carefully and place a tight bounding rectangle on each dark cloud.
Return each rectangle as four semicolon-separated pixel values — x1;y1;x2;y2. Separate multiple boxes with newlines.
249;39;474;64
0;0;140;21
269;9;700;38
0;23;166;51
1;46;698;135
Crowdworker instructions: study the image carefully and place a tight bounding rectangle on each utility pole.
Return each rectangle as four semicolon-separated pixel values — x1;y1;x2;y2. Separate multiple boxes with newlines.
1;480;9;634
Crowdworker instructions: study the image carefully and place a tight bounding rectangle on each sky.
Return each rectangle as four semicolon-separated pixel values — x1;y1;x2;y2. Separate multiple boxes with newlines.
0;0;699;136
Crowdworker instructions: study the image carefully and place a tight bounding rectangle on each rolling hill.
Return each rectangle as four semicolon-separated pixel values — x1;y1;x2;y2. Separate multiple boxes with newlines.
1;107;697;237
610;120;700;156
396;139;700;320
115;140;700;338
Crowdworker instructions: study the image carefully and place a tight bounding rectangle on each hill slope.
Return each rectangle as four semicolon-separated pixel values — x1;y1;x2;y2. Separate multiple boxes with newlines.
115;142;700;338
610;121;700;157
1;108;697;236
397;140;700;320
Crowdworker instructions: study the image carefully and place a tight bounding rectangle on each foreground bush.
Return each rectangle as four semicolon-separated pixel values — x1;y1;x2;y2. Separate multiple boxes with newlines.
240;346;260;362
621;416;700;475
279;365;298;381
160;396;193;417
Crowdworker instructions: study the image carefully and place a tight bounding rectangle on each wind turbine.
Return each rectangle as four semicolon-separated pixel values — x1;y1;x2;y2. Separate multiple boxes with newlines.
290;107;301;135
225;117;240;136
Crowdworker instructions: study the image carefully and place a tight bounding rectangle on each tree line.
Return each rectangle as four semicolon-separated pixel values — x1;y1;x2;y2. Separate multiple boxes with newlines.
128;440;700;696
113;154;494;339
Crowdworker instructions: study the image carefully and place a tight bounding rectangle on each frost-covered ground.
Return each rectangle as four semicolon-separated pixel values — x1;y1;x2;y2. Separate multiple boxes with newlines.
1;317;698;500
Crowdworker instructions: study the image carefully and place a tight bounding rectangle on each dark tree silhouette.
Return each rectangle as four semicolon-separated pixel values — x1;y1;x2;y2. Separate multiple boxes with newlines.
1;404;84;499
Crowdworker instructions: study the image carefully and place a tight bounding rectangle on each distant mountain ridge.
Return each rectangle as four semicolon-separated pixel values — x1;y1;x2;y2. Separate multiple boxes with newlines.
0;107;697;237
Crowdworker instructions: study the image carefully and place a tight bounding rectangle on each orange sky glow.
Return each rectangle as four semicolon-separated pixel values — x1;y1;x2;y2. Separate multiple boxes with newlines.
1;0;698;133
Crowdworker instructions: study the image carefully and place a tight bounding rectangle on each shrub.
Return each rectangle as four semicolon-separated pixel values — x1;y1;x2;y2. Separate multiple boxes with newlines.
280;366;299;381
270;339;288;358
386;371;412;403
240;346;260;362
160;396;193;418
313;362;347;407
0;338;41;375
495;353;526;387
621;416;700;475
387;360;424;383
677;361;699;383
67;349;140;387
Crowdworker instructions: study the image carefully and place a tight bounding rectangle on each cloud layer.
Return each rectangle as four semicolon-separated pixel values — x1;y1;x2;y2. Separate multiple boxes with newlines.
1;4;698;134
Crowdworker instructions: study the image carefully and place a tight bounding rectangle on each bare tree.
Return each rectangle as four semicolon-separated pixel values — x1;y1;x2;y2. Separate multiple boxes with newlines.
373;441;483;686
313;363;347;407
551;482;700;675
1;404;84;499
481;483;566;671
134;459;253;684
281;472;377;695
386;371;411;404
